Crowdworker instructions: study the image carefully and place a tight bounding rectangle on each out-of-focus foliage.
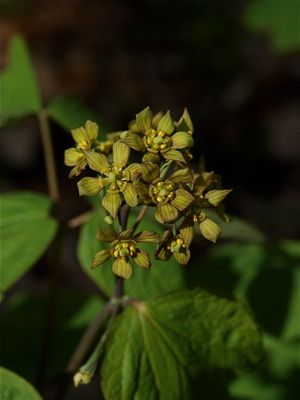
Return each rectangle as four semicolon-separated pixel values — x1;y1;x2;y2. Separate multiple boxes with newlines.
245;0;300;52
0;367;42;400
0;192;58;296
0;36;41;127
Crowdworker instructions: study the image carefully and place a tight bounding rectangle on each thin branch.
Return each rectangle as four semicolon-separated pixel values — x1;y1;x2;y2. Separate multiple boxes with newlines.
68;210;94;228
131;205;148;232
67;301;117;374
38;109;59;202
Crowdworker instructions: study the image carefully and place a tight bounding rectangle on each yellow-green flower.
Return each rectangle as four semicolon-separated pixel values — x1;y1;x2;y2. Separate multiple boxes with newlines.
64;120;99;177
149;168;194;224
92;228;160;279
155;227;193;265
180;171;232;243
77;142;142;219
121;107;194;164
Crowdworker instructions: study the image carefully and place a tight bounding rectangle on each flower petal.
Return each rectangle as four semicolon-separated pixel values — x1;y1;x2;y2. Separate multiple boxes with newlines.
179;219;194;247
174;249;191;265
85;120;99;141
64;148;82;166
134;231;160;243
155;204;179;224
200;218;222;243
112;258;132;279
134;249;151;269
171;131;194;149
96;228;117;242
172;189;194;211
120;133;145;151
113;142;130;168
205;189;232;206
92;249;111;268
136;106;153;132
125;163;142;180
119;229;134;240
122;183;138;207
102;192;122;219
163;149;186;163
141;162;160;183
142;152;160;163
169;168;192;183
71;126;88;144
77;177;105;196
85;151;110;174
157;111;174;134
176;107;193;133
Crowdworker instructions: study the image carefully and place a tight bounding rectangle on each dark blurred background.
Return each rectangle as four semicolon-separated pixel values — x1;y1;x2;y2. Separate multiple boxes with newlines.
1;0;300;241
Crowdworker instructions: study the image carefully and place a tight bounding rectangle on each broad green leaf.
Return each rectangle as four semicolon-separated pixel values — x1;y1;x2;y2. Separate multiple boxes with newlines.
0;35;41;127
230;373;284;400
0;367;42;400
0;191;58;295
101;289;262;400
205;210;265;243
78;206;186;300
245;0;300;53
48;96;109;132
0;291;103;382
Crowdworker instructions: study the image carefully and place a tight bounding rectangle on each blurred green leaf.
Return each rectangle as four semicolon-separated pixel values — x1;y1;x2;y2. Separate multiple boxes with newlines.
78;206;186;299
0;35;41;127
205;210;265;243
245;0;300;52
48;96;109;132
0;367;42;400
101;288;262;400
0;191;58;295
230;373;284;400
0;291;103;382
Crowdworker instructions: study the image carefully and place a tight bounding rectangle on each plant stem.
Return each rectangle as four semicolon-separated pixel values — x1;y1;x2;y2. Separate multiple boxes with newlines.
132;205;148;232
67;301;117;374
68;210;94;228
38;109;59;202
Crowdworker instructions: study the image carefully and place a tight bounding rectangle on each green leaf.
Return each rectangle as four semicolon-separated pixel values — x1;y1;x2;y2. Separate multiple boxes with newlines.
230;373;284;400
245;0;300;53
0;367;42;400
78;206;186;299
0;291;103;382
0;35;41;127
48;96;109;132
101;289;262;400
0;191;58;295
205;210;266;243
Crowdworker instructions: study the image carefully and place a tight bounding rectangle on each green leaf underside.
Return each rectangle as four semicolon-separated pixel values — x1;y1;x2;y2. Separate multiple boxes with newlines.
0;191;58;294
78;206;185;300
101;289;262;400
0;367;42;400
0;35;41;127
0;291;103;382
245;0;300;53
48;96;109;133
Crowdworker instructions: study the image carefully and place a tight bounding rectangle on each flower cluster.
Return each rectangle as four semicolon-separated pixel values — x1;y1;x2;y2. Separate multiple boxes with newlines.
65;107;232;278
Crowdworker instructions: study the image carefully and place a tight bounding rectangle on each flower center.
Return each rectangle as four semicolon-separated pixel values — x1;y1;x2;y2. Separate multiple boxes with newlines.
193;211;206;223
151;180;175;204
144;129;171;153
113;241;136;259
78;140;90;150
167;238;185;253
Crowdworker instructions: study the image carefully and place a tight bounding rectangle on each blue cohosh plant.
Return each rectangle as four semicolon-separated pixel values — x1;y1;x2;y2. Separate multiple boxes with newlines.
64;107;239;388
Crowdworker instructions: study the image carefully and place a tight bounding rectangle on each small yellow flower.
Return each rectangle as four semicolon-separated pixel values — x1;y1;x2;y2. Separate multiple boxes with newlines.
64;120;99;177
155;229;192;265
77;142;142;219
121;107;194;164
92;228;160;279
149;168;194;224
